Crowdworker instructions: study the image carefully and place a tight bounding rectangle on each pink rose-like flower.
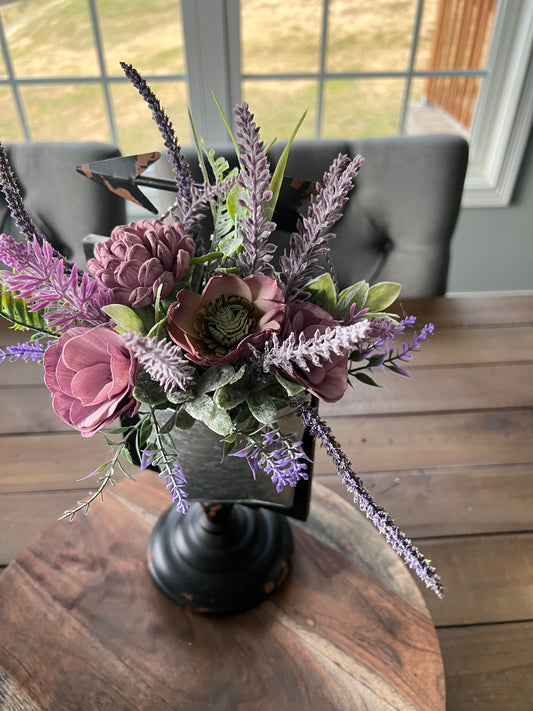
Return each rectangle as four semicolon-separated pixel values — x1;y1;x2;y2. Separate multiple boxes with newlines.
280;302;349;403
43;325;139;437
167;273;286;366
87;218;195;308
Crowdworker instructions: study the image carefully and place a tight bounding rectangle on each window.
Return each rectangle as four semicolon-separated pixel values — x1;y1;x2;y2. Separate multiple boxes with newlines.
1;0;531;207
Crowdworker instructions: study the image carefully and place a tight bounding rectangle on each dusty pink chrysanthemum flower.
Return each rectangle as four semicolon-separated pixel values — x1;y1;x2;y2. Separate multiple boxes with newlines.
166;273;285;366
87;218;195;308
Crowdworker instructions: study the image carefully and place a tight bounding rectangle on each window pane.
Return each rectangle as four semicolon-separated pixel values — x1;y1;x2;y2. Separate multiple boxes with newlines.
321;78;403;137
416;0;497;71
405;76;479;135
0;88;24;142
0;0;99;77
241;0;323;74
20;84;110;142
326;0;417;73
96;0;185;77
242;81;317;141
111;81;190;155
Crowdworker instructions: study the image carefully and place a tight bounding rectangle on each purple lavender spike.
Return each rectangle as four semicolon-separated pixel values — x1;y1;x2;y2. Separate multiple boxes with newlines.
120;63;193;215
296;401;444;597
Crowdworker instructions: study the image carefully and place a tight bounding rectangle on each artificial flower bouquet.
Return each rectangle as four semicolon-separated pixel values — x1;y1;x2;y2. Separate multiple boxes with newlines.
0;63;442;596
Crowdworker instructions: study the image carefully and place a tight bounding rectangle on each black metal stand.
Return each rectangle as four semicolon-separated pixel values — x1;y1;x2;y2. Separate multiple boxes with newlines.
147;501;293;614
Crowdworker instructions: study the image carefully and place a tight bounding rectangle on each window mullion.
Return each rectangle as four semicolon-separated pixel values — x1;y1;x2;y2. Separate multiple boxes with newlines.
398;0;425;135
181;0;241;144
0;14;30;141
87;0;118;146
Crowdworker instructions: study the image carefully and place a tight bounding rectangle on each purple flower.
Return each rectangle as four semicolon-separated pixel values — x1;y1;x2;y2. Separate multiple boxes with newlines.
166;273;285;366
87;219;195;308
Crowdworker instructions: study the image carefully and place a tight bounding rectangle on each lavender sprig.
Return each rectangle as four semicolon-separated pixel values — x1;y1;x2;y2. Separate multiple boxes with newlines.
231;428;310;492
296;402;443;597
0;143;46;245
280;153;364;301
233;103;277;276
121;332;195;394
0;339;49;364
159;459;189;514
351;319;435;379
0;234;112;329
120;62;194;224
0;143;78;275
260;320;370;374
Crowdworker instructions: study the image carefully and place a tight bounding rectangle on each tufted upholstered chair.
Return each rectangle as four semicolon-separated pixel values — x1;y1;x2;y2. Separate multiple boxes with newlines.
163;134;469;298
0;141;127;268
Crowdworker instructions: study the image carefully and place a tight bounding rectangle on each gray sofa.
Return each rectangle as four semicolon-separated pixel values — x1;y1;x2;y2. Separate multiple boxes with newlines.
0;141;126;267
166;135;468;298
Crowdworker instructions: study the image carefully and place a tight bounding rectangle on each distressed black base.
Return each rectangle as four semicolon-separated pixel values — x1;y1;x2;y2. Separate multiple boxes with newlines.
147;502;293;614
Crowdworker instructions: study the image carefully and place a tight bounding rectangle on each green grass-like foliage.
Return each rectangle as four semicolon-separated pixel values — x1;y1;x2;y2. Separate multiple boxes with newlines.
0;283;54;334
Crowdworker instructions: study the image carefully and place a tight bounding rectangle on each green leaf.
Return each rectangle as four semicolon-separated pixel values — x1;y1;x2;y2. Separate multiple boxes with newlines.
336;280;369;317
364;282;402;313
264;109;308;221
304;272;337;311
0;284;55;335
196;365;236;395
102;304;145;334
183;393;216;421
354;372;381;387
275;373;304;396
218;230;243;258
247;393;279;425
214;381;247;410
174;406;196;430
212;92;239;156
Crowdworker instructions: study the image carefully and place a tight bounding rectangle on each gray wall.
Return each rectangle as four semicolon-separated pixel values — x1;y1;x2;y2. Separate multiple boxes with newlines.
448;124;533;293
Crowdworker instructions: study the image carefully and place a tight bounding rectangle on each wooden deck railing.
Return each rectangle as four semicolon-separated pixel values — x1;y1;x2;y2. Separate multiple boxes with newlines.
425;0;497;129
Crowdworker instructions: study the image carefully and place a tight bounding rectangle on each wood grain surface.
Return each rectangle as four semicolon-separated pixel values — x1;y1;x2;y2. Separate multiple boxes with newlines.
0;479;444;711
1;293;533;710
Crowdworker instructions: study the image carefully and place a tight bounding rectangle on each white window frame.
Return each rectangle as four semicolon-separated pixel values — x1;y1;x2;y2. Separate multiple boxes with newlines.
1;0;530;208
182;0;533;208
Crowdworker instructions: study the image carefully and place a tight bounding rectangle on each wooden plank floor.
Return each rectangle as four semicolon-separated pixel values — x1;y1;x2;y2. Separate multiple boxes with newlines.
1;294;532;710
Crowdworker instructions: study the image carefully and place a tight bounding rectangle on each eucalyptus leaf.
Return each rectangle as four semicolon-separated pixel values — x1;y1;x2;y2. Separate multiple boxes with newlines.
196;365;236;395
304;272;337;311
365;282;402;313
183;393;216;422
102;304;145;334
174;406;196;430
247;394;279;425
203;407;235;436
214;382;247;410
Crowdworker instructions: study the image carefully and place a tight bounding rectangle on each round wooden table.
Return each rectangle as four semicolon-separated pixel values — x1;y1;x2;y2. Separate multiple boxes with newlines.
0;477;444;710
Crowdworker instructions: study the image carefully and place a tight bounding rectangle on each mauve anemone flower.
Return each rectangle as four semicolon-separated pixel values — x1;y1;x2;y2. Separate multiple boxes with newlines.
43;325;139;437
87;219;195;308
280;301;349;403
167;273;285;366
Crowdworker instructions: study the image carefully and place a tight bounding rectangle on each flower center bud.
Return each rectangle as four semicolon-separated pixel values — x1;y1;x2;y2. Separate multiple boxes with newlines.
195;294;258;356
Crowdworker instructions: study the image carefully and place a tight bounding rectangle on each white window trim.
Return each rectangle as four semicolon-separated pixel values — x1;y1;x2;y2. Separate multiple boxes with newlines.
182;0;533;209
463;0;533;207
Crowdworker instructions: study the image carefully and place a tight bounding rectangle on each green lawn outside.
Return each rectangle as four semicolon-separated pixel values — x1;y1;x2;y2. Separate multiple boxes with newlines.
0;0;439;152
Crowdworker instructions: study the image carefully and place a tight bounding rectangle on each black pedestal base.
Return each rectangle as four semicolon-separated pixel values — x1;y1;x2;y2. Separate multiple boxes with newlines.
147;502;293;614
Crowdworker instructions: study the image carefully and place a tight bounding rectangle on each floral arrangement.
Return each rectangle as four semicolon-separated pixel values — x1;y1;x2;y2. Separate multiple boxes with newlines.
0;63;442;597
